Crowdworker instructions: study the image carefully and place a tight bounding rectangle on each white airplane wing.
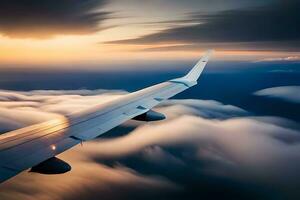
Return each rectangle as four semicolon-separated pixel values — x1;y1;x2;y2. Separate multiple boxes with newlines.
0;50;213;183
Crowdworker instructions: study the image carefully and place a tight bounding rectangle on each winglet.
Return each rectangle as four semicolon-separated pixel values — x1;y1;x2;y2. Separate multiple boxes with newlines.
170;50;214;87
183;50;214;82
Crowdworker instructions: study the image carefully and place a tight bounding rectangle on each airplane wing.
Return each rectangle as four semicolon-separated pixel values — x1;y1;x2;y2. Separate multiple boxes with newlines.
0;50;213;183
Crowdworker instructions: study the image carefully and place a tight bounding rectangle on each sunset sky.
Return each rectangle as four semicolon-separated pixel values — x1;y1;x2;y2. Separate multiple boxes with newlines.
0;1;300;200
0;0;299;68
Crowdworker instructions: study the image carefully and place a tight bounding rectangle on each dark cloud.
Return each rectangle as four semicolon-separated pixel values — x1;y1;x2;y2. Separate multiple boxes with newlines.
0;0;111;38
141;41;300;52
108;0;300;51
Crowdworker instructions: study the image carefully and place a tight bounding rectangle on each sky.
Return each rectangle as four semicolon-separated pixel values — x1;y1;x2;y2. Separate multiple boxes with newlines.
0;0;299;69
0;1;300;200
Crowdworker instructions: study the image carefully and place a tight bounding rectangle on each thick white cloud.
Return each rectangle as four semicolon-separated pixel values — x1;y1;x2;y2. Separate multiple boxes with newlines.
254;86;300;103
0;89;126;132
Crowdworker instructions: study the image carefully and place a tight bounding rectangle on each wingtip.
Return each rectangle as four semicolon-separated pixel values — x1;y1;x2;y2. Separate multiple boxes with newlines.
184;49;213;80
169;49;213;86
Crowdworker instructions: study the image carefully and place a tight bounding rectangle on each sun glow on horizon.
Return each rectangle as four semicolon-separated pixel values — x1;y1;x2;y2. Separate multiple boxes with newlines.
0;24;299;69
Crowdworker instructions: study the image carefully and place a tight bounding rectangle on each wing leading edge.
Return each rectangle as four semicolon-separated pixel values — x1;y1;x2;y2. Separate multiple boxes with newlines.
0;50;213;183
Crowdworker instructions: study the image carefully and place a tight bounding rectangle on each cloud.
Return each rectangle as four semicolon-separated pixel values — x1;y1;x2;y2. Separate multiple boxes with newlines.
0;150;179;200
0;89;180;200
255;56;300;63
0;91;246;133
0;89;300;199
158;99;248;119
84;110;300;199
0;0;111;38
254;86;300;104
108;0;300;51
0;89;126;132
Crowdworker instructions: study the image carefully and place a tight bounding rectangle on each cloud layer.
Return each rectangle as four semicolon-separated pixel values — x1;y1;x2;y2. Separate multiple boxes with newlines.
0;89;299;200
